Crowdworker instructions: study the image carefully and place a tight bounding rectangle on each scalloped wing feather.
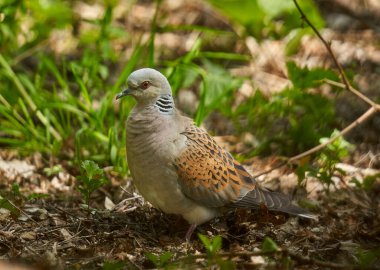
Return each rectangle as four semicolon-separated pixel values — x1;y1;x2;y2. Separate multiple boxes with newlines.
174;125;316;219
174;125;256;207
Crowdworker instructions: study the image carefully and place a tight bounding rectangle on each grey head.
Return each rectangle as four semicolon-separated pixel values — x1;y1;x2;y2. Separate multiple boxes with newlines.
116;68;172;104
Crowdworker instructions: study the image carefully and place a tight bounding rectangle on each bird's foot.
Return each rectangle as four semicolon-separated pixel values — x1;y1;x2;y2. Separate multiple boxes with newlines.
185;224;197;242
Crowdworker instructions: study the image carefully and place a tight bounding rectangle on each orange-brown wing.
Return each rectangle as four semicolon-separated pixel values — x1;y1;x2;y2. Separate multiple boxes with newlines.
174;126;316;219
173;125;256;207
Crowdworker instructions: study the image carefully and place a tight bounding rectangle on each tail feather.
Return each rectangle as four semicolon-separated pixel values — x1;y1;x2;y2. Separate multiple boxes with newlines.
232;188;317;220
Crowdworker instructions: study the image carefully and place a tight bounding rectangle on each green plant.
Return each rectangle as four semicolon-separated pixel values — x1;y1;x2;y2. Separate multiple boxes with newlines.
0;195;20;217
356;247;380;268
77;160;108;211
43;165;64;176
102;260;126;270
233;62;339;157
296;130;354;189
198;233;222;258
146;251;173;269
0;0;339;199
262;237;279;252
198;234;235;269
9;182;49;202
11;183;21;198
164;40;246;125
207;0;324;45
262;237;293;269
351;173;380;191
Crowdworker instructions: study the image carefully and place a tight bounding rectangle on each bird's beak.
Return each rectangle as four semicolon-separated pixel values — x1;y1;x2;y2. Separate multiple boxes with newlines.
116;88;132;100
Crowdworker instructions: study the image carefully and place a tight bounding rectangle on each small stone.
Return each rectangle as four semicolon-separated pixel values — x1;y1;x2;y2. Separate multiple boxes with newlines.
0;208;11;221
20;231;37;241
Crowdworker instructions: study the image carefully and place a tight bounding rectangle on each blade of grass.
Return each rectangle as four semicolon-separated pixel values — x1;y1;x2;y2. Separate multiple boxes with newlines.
111;41;143;93
40;55;69;92
195;80;207;126
70;63;92;110
0;95;46;142
198;51;250;61
0;54;62;141
147;0;163;67
18;98;36;130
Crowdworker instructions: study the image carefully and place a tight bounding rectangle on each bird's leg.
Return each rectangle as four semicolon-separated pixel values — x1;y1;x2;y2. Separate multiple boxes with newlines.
185;224;197;242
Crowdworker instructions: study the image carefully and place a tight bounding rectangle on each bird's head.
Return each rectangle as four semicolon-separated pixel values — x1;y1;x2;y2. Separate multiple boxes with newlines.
116;68;172;103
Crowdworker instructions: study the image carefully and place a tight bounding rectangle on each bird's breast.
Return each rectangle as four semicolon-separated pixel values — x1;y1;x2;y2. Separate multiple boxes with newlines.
125;110;189;212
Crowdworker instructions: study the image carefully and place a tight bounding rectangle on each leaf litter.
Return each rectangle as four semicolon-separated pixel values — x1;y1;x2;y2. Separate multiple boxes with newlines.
0;147;379;269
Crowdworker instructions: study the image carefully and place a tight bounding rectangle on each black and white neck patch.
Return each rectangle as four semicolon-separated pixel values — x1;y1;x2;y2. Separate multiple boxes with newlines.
154;95;174;114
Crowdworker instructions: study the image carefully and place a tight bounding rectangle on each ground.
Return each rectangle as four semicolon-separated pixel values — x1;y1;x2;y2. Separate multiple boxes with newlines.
0;150;379;269
1;0;380;269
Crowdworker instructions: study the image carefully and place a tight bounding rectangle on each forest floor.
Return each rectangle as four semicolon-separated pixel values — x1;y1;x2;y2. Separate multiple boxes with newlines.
0;150;379;269
1;0;380;269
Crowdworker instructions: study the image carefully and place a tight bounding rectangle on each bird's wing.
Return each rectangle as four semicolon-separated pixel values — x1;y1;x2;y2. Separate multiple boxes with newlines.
173;125;316;219
173;125;257;207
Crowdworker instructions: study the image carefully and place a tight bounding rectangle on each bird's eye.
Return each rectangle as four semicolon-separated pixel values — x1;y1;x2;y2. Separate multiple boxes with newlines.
140;81;150;90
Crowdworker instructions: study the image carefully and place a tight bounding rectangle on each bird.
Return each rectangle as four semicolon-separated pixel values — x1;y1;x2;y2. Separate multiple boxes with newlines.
116;68;315;241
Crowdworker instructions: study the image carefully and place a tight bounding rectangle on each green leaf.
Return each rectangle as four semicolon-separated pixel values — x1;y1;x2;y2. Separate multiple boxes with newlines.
207;0;266;37
146;253;159;267
43;165;63;176
146;252;173;268
357;247;380;267
287;61;339;90
258;0;294;17
198;234;222;256
103;260;126;270
198;233;211;250
0;196;19;216
77;160;108;208
211;235;222;254
81;160;104;180
262;237;279;252
219;259;236;270
320;129;354;160
11;183;21;197
27;193;49;200
159;251;173;266
362;174;380;191
195;60;242;125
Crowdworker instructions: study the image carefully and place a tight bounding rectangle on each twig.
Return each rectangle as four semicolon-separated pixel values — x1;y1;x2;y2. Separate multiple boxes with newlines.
253;106;376;177
324;79;380;110
252;160;287;178
6;200;39;225
292;1;348;98
288;106;377;163
293;0;380;111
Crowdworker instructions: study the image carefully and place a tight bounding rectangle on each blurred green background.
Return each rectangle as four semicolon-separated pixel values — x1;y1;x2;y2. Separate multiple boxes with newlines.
0;0;345;174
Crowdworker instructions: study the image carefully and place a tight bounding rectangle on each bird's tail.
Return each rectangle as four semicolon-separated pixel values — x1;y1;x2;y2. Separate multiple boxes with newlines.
232;187;317;220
